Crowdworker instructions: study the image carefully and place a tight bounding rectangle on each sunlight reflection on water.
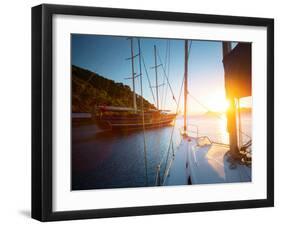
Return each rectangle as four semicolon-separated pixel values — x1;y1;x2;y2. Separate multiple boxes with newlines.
72;113;251;189
186;113;251;145
186;114;229;144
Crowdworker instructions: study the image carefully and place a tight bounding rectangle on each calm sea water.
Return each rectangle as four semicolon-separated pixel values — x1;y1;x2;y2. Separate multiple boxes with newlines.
72;113;251;190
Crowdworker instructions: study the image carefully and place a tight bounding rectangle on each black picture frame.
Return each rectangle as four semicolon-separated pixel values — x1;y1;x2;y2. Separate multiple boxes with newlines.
32;4;274;222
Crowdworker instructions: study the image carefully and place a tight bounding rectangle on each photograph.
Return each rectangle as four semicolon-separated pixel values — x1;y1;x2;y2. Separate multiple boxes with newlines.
71;34;252;190
30;3;274;221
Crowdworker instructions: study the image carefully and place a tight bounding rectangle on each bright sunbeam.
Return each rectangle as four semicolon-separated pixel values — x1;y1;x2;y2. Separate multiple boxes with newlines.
206;91;230;113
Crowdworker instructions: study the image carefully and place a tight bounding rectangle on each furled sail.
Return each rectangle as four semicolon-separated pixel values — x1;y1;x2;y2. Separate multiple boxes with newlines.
223;43;252;99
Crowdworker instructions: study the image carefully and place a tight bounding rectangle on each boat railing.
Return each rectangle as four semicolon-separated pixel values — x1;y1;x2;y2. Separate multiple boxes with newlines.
187;124;231;146
155;164;161;186
187;124;199;138
156;123;233;186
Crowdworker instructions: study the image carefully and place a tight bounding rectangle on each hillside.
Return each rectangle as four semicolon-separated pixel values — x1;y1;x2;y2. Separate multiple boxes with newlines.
204;111;224;117
204;107;252;117
72;65;156;113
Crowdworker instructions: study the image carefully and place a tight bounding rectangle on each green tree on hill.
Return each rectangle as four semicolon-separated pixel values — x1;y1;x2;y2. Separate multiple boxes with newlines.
72;65;156;114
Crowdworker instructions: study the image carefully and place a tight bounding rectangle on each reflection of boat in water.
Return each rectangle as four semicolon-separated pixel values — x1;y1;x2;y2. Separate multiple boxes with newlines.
158;41;252;186
96;38;176;131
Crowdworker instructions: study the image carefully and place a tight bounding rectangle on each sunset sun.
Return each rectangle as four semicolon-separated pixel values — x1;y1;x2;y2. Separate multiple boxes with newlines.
206;91;230;113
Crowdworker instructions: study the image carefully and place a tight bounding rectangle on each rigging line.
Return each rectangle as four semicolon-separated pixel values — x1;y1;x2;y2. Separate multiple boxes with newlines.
157;74;185;184
186;41;252;140
163;41;171;110
138;39;148;186
160;40;169;109
141;55;156;106
164;40;169;72
162;42;193;182
161;40;170;110
188;93;251;139
159;40;193;170
158;75;184;168
188;93;213;112
161;73;185;185
156;48;177;105
240;130;251;139
237;99;243;147
156;40;193;106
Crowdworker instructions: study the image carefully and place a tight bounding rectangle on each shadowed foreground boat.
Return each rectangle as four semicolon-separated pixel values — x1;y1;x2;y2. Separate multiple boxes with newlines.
162;41;252;186
164;136;251;186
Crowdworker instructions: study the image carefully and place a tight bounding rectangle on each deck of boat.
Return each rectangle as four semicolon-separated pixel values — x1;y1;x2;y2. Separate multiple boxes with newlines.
164;136;251;186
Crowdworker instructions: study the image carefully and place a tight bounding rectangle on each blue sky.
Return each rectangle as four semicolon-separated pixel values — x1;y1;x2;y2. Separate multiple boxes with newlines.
72;34;235;114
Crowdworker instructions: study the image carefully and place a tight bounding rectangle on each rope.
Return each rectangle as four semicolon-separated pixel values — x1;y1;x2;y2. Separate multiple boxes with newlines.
160;40;170;110
138;39;148;186
157;40;193;185
160;72;185;185
188;93;213;113
162;41;171;110
188;93;251;142
156;48;177;105
141;55;156;106
156;41;192;106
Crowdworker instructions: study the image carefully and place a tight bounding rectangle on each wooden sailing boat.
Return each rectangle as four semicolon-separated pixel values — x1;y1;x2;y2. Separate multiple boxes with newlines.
164;40;252;186
96;38;176;131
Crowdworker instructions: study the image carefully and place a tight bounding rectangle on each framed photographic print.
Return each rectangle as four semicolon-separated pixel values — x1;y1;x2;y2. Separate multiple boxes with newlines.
32;4;274;221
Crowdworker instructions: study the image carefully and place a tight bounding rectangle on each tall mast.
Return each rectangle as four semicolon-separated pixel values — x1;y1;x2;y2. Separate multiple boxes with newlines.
184;40;188;132
138;38;148;186
130;38;137;112
154;45;159;109
138;39;143;101
222;42;232;56
222;41;239;156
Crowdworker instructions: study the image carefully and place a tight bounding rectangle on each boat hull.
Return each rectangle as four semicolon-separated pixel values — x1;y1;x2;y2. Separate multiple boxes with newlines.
96;113;176;131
